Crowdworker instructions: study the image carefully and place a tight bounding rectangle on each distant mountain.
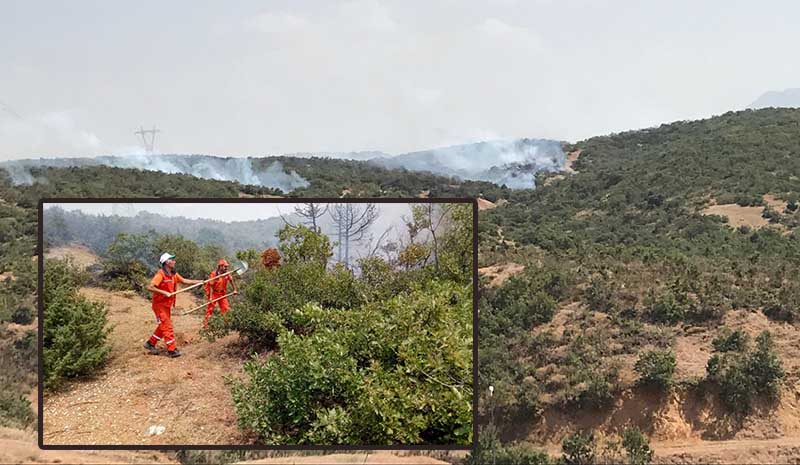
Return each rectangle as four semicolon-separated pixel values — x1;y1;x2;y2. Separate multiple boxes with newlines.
369;139;565;189
749;88;800;109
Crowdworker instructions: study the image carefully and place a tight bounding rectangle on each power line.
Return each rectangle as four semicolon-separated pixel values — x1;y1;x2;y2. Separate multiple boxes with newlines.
134;125;160;154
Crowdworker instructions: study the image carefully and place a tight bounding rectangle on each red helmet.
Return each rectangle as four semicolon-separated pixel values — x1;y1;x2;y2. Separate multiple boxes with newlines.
218;259;229;267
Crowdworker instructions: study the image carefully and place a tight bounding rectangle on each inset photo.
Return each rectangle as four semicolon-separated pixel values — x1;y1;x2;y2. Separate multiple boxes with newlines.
39;199;476;448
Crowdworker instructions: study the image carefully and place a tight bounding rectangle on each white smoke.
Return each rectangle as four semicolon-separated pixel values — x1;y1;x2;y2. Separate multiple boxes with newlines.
0;109;104;159
371;138;565;189
0;154;309;192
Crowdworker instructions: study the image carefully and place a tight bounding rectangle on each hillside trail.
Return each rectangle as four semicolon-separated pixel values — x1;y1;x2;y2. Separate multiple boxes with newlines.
42;285;251;446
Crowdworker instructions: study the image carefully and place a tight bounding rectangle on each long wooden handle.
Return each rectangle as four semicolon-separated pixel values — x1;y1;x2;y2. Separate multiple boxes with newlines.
170;267;240;296
181;291;237;315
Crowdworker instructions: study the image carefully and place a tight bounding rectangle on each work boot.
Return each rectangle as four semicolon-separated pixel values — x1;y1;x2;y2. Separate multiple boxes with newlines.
143;340;158;355
167;349;182;358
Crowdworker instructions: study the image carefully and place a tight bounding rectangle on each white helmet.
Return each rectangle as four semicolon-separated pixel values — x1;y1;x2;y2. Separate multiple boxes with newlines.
159;252;175;264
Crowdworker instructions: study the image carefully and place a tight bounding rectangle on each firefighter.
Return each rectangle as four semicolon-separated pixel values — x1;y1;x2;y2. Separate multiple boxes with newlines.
143;252;204;358
203;259;238;328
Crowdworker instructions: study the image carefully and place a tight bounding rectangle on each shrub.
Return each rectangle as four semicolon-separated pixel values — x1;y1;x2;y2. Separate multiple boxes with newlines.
43;258;111;389
0;392;34;429
11;305;33;325
621;427;653;465
102;233;155;294
706;330;784;411
465;424;552;465
584;275;616;313
492;280;557;329
634;350;676;389
712;328;748;352
763;284;800;323
561;431;595;465
646;289;688;325
230;281;473;444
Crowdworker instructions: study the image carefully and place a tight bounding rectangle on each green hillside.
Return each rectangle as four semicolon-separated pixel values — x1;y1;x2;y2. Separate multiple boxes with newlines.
477;108;800;462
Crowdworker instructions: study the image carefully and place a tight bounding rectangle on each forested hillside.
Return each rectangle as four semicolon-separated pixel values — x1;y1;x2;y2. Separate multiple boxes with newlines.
476;108;800;463
3;108;800;462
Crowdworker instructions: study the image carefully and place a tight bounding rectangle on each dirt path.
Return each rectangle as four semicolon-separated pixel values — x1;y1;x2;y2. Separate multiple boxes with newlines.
652;437;800;464
43;287;249;446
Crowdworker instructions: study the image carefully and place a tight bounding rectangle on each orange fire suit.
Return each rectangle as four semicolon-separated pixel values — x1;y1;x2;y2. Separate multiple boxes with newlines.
148;268;185;351
203;270;232;327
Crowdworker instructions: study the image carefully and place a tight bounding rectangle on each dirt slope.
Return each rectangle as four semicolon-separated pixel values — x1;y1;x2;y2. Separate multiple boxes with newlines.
42;286;249;446
515;307;800;464
44;244;100;269
0;427;176;464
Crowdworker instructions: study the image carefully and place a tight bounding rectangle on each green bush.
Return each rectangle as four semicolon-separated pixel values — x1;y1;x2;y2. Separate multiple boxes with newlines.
712;328;748;352
584;275;616;313
463;424;554;465
634;350;676;389
0;392;34;429
763;283;800;323
43;258;111;390
706;330;784;411
646;289;688;325
560;431;595;465
231;281;472;445
621;427;653;465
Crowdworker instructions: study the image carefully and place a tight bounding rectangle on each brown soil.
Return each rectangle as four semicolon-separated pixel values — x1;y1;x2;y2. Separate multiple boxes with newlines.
563;149;582;173
44;244;100;269
42;287;249;446
763;193;788;212
417;190;430;199
477;198;496;210
0;427;177;464
478;263;524;287
702;204;770;229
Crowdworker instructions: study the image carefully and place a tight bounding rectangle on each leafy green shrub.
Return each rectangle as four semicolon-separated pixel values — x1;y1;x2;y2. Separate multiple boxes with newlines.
491;276;559;330
584;275;616;313
646;289;688;325
43;258;111;389
102;232;156;294
231;281;472;445
621;427;653;465
560;431;595;465
634;350;676;389
712;328;748;352
464;424;553;465
706;330;784;411
0;392;34;429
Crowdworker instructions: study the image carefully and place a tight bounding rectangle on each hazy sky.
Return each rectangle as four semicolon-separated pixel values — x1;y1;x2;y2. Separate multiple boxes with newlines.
2;1;799;159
